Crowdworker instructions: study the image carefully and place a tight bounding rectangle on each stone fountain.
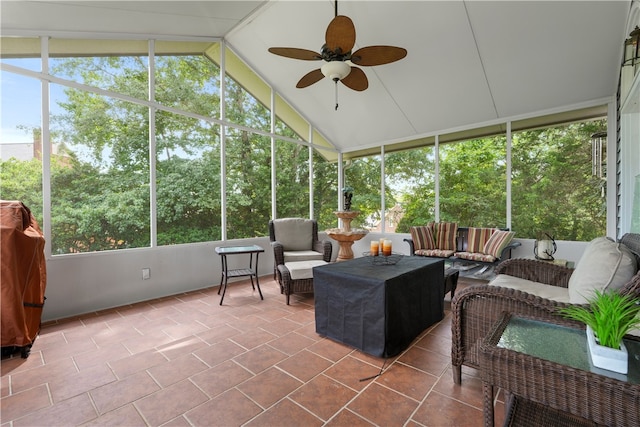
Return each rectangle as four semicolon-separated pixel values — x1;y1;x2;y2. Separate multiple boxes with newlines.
326;210;369;262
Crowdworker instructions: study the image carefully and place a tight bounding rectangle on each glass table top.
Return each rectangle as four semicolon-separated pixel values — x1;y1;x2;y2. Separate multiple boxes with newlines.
498;316;640;384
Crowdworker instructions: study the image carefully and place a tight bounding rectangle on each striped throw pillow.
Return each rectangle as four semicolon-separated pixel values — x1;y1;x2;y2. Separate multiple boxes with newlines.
410;225;436;251
436;222;458;251
467;228;494;253
482;230;515;258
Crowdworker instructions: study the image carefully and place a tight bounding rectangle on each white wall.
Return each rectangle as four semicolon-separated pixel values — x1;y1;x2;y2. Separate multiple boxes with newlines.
43;233;338;322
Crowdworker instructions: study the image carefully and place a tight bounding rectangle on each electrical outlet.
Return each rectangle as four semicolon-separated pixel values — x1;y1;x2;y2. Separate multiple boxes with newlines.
142;268;150;280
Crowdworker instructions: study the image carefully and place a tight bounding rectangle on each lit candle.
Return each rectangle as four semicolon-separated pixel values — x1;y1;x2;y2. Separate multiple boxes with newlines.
370;240;379;256
383;239;392;256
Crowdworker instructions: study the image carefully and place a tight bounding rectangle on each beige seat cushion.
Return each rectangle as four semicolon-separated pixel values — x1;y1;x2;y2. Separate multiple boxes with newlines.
568;237;638;304
285;260;328;280
283;250;324;263
273;218;313;251
489;274;570;303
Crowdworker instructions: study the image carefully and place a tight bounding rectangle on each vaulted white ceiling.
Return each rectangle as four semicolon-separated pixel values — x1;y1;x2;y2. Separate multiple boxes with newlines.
1;1;632;153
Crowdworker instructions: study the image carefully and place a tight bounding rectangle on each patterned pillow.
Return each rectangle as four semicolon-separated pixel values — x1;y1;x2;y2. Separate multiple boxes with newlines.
410;225;436;251
436;222;458;251
483;230;515;258
467;227;494;253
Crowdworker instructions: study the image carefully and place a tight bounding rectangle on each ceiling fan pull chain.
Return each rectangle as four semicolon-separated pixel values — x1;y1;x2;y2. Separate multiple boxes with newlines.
335;81;339;110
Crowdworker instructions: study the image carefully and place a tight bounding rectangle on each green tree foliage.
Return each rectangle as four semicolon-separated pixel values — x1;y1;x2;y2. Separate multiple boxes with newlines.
511;120;606;240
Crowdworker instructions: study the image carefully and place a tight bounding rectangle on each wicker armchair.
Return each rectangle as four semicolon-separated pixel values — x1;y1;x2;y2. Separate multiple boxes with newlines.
451;233;640;384
269;218;332;301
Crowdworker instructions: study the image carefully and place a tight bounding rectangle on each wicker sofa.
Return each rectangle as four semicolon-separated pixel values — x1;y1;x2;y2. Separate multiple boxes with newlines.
404;223;521;267
451;233;640;384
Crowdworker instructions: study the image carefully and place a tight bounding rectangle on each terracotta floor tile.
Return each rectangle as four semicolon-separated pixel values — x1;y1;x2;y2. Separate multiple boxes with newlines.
0;383;51;422
323;355;381;392
13;392;96;426
108;349;167;379
49;363;117;403
81;403;147;426
276;349;333;382
244;398;323;427
190;360;253;398
433;367;485;409
374;362;438;401
8;356;78;393
90;370;160;415
237;367;303;408
258;317;304;337
72;342;131;371
414;331;453;358
1;275;506;427
412;390;484;426
230;329;278;350
307;337;353;362
186;388;262;426
268;331;317;355
324;409;376;427
120;330;175;354
157;335;208;360
397;345;450;377
193;339;246;367
232;344;288;374
196;323;242;345
348;382;419;426
0;350;44;376
147;353;209;387
135;379;208;426
289;374;357;421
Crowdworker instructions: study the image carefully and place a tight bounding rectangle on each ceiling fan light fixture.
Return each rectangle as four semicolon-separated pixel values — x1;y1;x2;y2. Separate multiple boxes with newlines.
321;61;351;82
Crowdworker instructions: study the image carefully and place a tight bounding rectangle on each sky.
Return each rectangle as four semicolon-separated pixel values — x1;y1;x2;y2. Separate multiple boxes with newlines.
1;58;64;145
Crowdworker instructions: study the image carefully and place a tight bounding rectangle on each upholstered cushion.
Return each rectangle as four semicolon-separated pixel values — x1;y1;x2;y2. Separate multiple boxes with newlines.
568;237;638;304
283;250;324;263
415;248;455;258
273;218;313;251
483;230;515;258
436;222;458;251
467;227;494;253
410;225;436;251
285;260;328;280
454;251;497;263
489;274;570;303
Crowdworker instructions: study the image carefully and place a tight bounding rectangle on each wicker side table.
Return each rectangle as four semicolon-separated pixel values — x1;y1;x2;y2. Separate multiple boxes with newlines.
480;312;640;427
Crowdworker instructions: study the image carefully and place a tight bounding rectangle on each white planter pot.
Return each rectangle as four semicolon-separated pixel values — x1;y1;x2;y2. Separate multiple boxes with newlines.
586;325;628;374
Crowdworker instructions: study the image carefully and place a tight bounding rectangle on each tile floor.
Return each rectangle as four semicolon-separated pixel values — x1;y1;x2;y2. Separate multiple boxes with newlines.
1;276;505;426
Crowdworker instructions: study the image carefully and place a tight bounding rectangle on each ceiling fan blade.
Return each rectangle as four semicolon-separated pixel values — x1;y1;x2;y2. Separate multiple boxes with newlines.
325;15;356;54
268;47;322;61
296;69;325;88
351;46;408;66
341;67;368;91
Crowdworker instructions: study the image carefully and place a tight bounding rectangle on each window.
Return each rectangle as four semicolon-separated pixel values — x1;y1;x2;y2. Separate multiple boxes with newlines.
387;146;436;233
511;119;607;240
344;153;381;230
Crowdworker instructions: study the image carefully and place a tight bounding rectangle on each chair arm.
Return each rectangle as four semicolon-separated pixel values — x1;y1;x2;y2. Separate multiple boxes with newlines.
497;241;521;262
271;241;285;266
403;238;416;255
314;240;333;262
494;258;573;287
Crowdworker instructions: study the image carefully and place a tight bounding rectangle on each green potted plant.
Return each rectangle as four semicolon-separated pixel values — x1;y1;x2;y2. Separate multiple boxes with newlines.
559;290;640;374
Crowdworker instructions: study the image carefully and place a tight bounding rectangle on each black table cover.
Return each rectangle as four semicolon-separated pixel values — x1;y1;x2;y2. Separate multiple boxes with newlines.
313;256;444;357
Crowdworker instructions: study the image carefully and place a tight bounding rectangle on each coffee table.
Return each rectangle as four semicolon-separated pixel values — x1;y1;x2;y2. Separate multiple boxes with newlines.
313;256;444;357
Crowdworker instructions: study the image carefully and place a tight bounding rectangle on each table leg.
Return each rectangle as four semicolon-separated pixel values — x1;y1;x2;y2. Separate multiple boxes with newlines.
219;254;228;305
255;252;263;300
483;382;495;427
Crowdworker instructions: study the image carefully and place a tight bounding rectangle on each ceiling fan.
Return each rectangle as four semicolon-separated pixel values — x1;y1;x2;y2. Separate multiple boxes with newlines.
268;0;407;108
